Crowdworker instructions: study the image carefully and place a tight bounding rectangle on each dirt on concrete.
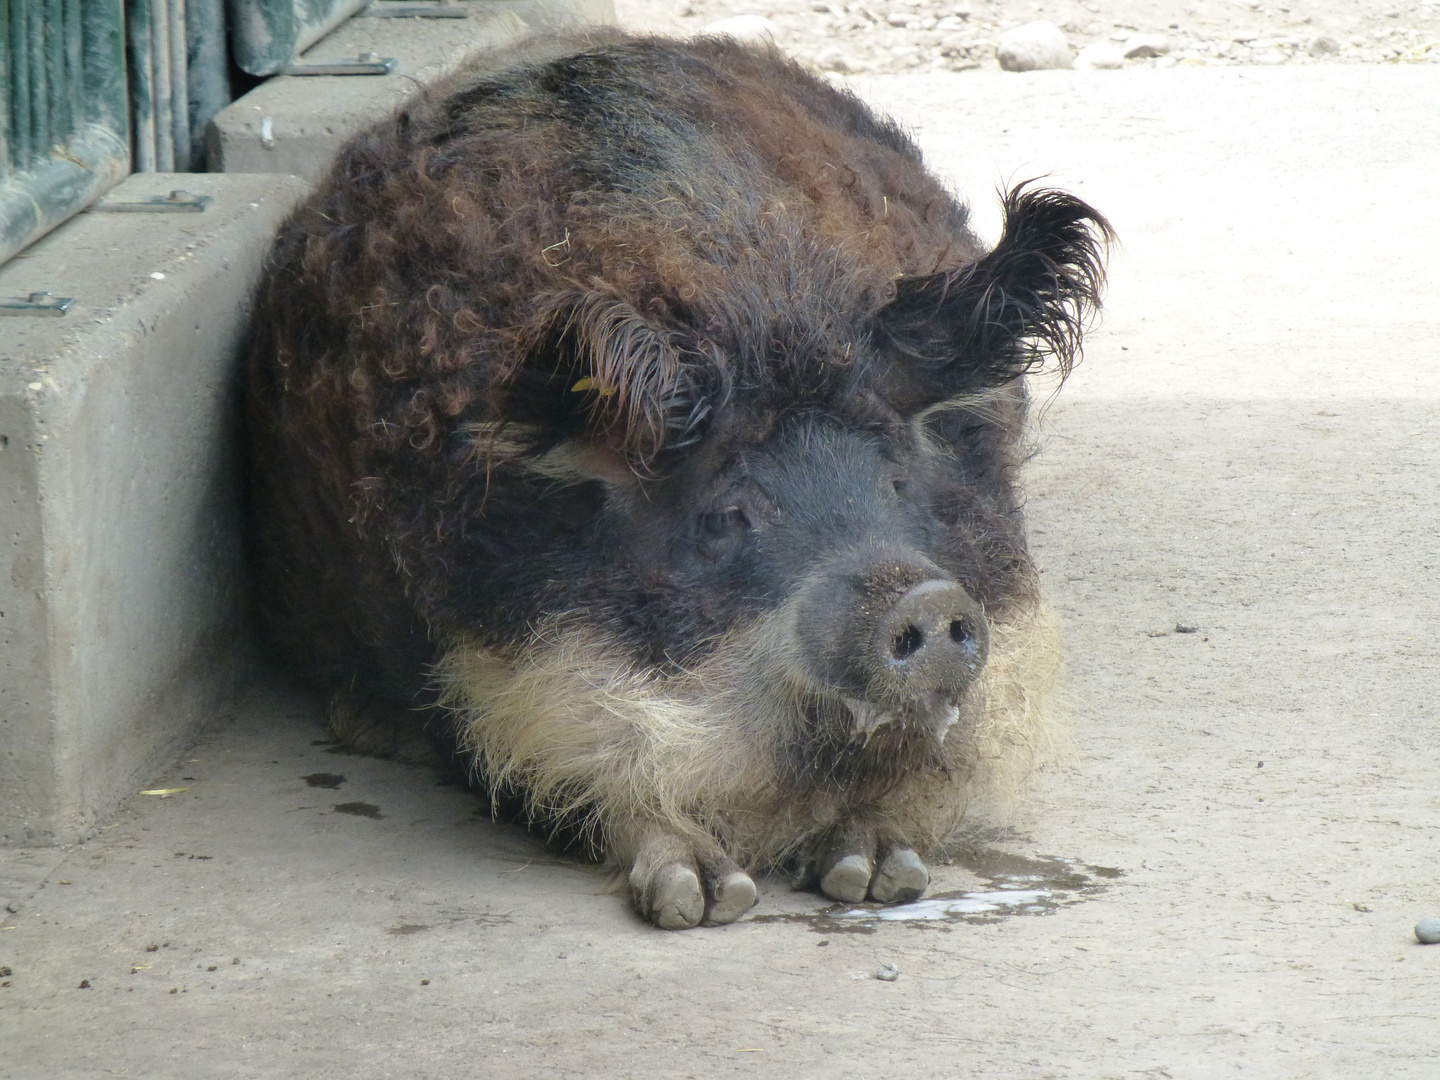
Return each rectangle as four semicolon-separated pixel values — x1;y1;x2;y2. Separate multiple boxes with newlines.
3;9;1439;1079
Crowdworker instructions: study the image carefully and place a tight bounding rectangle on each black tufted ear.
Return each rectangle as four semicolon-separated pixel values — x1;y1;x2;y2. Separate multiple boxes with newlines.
874;183;1114;409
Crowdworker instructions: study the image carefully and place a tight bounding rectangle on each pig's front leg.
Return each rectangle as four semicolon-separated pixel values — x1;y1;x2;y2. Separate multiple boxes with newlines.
804;826;931;905
613;823;757;930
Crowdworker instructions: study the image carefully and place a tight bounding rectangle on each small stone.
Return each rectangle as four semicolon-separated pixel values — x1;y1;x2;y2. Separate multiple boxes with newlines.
1175;623;1199;634
876;963;900;981
1074;42;1125;69
1415;918;1440;944
815;46;864;72
1307;35;1341;56
700;15;778;46
995;21;1073;71
1123;33;1170;59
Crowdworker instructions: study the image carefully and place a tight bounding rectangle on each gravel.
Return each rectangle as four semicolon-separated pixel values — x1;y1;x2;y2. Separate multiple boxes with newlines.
614;0;1440;76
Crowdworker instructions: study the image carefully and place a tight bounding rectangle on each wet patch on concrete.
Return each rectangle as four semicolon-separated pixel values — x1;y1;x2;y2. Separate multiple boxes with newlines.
332;802;383;819
438;909;513;930
302;772;346;789
752;848;1122;933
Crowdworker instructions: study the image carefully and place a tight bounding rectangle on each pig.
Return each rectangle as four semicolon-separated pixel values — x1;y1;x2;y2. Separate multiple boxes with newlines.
244;30;1111;929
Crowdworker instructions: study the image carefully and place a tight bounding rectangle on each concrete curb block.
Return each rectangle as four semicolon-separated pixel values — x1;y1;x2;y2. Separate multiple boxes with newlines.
0;173;309;846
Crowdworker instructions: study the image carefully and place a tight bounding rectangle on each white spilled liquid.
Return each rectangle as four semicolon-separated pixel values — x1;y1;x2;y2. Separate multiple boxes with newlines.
839;889;1053;921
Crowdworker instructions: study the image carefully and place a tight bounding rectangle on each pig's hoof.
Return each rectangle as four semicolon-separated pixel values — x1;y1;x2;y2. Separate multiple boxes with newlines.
705;865;758;925
650;864;705;930
628;835;757;929
820;852;874;903
870;846;930;904
816;837;930;904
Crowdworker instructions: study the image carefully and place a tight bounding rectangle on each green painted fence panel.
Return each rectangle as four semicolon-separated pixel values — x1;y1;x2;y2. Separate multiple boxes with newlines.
1;0;130;266
228;0;369;76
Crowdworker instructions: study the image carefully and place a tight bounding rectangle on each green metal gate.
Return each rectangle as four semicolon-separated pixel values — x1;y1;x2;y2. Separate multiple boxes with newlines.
1;0;371;267
229;0;369;76
1;0;130;265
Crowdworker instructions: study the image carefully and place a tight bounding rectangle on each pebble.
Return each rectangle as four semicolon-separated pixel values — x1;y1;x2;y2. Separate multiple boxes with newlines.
876;963;900;981
1123;33;1170;59
700;14;778;45
1416;918;1440;944
815;45;864;71
1074;42;1125;69
996;20;1073;71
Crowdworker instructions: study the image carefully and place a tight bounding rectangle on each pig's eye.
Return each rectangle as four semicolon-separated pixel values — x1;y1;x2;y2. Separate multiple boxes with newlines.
700;506;749;537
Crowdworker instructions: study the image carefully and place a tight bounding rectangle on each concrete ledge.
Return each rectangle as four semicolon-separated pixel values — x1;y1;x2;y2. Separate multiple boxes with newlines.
210;0;616;179
0;173;308;846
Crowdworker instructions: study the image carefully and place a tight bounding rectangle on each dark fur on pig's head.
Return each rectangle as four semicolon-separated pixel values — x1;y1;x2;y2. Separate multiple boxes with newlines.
489;181;1111;481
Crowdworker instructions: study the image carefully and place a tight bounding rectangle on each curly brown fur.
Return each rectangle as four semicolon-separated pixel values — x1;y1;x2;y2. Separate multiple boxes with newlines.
245;30;1110;926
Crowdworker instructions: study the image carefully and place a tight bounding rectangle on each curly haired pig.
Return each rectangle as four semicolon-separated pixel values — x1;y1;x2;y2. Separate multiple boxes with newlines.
245;31;1111;929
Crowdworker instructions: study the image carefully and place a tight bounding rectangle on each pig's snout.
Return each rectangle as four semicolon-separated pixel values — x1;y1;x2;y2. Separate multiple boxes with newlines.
796;558;992;740
873;579;989;692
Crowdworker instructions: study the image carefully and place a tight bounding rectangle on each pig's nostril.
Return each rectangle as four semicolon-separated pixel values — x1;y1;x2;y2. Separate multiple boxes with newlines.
891;625;925;661
949;619;970;645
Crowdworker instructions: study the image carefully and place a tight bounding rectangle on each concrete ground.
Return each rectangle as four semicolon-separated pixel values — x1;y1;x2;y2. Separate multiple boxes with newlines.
3;63;1438;1079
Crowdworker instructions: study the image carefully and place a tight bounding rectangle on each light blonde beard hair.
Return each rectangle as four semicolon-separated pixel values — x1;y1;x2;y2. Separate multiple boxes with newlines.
435;594;1061;869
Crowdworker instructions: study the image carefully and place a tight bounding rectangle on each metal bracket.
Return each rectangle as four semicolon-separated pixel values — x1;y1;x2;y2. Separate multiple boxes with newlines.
0;293;74;317
282;52;397;76
93;190;213;214
364;0;468;16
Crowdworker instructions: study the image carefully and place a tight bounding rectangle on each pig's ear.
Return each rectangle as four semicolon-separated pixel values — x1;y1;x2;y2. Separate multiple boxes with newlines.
874;184;1113;408
499;292;716;472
